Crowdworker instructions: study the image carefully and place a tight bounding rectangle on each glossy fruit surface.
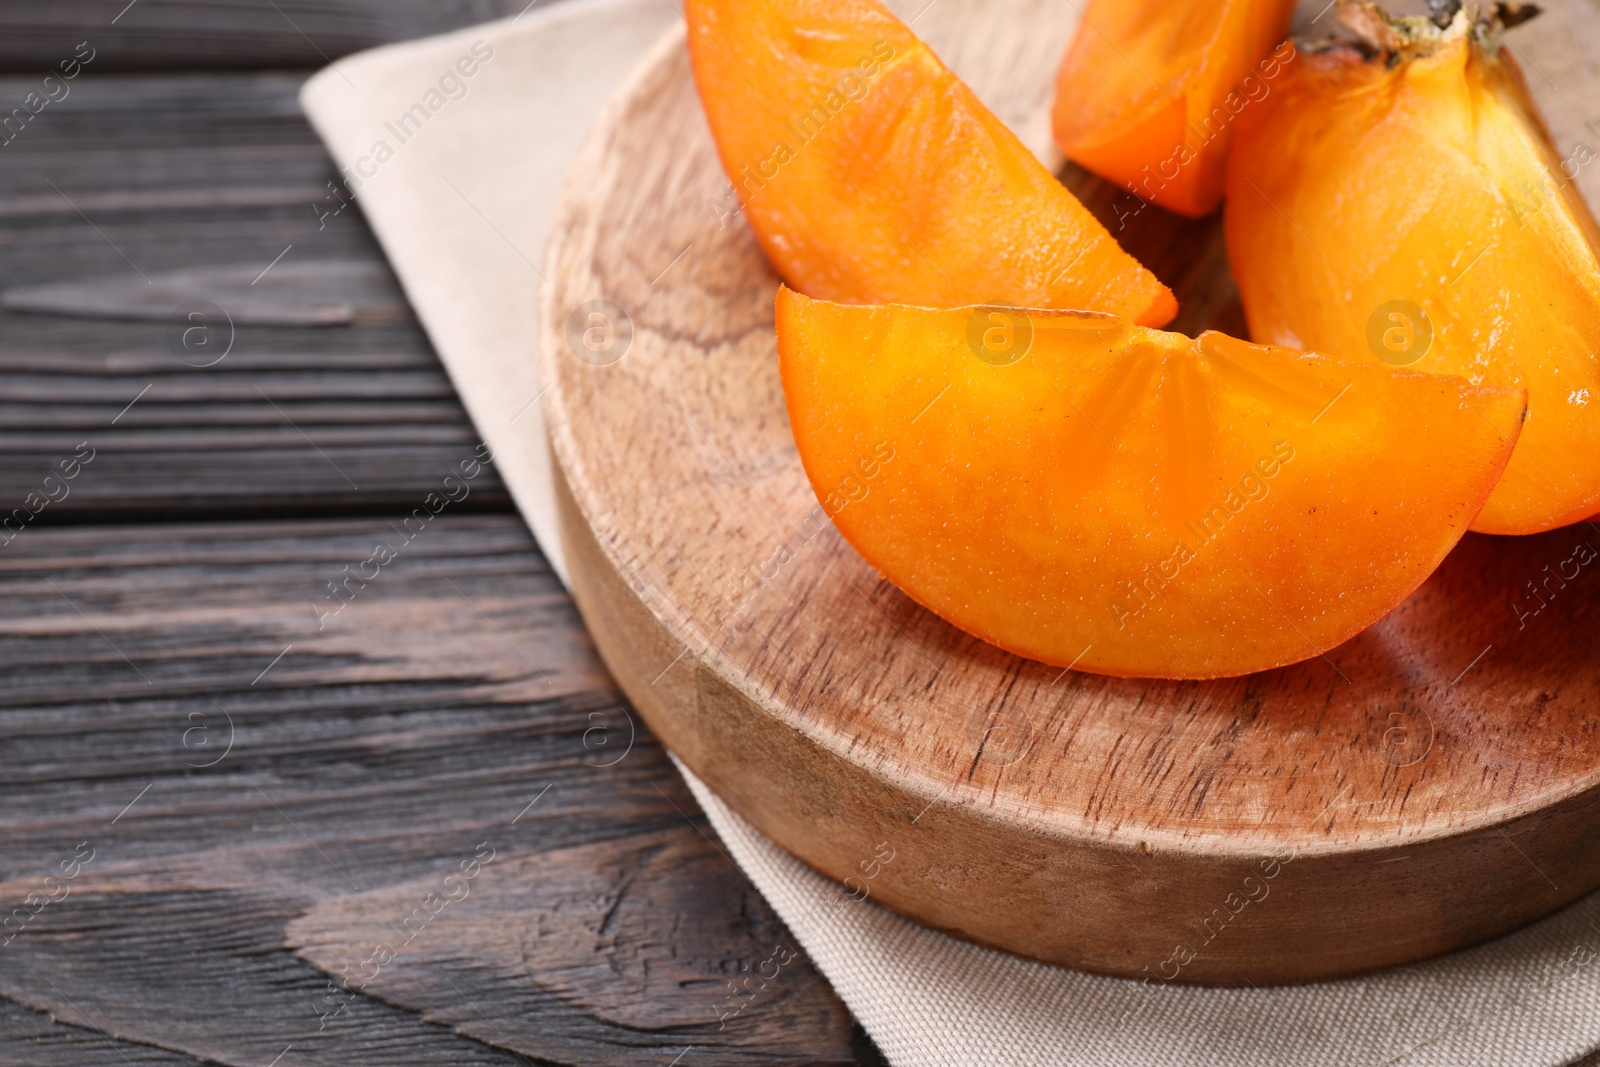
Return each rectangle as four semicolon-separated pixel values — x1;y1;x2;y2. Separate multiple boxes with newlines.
684;0;1177;326
778;286;1525;679
1052;0;1296;218
1226;5;1600;535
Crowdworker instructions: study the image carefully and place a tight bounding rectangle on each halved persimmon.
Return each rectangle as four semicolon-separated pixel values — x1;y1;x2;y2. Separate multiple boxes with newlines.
684;0;1177;326
778;287;1525;679
1226;1;1600;535
1053;0;1297;218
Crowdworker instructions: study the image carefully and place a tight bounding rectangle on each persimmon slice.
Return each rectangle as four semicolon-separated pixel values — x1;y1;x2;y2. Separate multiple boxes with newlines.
1052;0;1296;218
778;287;1525;679
684;0;1177;326
1226;3;1600;535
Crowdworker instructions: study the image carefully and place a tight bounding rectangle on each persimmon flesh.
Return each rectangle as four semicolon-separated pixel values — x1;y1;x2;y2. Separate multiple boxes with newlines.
778;287;1525;679
1226;5;1600;535
1053;0;1297;218
684;0;1177;326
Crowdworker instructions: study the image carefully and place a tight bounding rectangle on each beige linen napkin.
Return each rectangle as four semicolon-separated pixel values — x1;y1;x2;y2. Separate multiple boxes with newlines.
301;3;1600;1064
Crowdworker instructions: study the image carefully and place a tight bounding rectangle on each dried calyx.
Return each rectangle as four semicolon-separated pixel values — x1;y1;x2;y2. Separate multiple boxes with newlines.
1334;0;1541;57
1493;2;1541;28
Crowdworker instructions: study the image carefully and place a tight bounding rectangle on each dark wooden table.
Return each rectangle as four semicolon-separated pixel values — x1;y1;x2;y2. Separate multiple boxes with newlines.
0;3;881;1063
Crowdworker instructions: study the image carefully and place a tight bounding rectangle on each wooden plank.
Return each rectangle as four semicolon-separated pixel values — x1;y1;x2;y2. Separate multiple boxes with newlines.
0;516;871;1066
0;997;216;1065
0;72;515;519
0;60;878;1065
0;1;561;72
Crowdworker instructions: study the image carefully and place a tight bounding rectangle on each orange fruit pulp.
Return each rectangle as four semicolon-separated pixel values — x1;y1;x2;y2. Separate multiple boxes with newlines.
684;0;1177;326
1226;2;1600;535
1053;0;1298;219
778;286;1525;679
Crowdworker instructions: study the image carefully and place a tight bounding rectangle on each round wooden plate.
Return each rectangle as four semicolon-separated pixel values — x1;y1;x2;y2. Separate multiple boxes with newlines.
540;1;1600;984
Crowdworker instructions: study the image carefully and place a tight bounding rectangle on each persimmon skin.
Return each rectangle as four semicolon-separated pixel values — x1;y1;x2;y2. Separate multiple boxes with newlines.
777;287;1524;679
684;0;1177;327
1226;30;1600;535
1052;0;1296;219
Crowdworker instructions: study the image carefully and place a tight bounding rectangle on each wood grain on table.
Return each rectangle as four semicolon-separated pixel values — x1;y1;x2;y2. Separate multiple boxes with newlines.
0;4;881;1064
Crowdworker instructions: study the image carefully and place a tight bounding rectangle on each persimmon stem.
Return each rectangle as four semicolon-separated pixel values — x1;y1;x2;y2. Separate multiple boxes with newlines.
1335;0;1538;56
1338;4;1399;51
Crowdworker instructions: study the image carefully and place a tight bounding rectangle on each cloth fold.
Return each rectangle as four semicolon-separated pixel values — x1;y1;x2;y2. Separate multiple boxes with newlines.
300;4;1600;1064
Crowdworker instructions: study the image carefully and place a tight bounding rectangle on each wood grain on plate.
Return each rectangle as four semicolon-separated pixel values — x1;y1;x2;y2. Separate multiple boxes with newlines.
541;1;1600;983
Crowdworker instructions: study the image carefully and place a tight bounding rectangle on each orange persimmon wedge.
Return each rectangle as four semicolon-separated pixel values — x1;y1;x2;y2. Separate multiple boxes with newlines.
684;0;1177;326
1052;0;1296;218
778;286;1525;679
1226;2;1600;535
